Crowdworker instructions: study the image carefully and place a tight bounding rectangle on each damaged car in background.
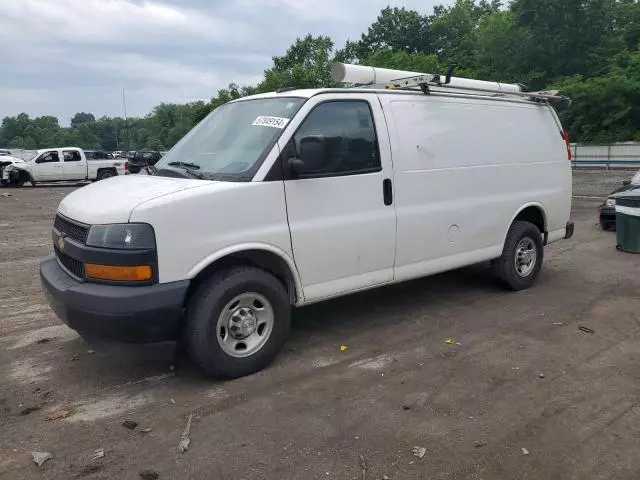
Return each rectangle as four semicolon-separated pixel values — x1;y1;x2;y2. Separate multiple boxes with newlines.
1;147;128;186
0;155;26;185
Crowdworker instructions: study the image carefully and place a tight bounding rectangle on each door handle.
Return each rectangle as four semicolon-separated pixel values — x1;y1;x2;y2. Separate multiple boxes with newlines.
383;178;393;206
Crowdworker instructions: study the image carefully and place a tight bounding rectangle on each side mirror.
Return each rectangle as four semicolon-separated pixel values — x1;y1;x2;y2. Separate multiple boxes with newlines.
623;180;631;186
288;136;326;176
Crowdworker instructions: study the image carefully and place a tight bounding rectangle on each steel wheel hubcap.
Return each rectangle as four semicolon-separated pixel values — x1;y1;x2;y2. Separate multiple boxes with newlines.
515;237;537;277
216;293;274;358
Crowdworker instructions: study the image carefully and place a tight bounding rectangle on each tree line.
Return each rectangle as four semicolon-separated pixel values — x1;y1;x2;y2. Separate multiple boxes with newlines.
2;0;639;151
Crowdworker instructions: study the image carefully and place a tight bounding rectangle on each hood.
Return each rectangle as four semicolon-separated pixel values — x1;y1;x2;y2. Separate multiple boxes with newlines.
57;174;212;224
610;184;639;196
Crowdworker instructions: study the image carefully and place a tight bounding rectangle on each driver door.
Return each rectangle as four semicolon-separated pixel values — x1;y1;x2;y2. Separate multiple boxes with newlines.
33;150;62;181
281;94;396;302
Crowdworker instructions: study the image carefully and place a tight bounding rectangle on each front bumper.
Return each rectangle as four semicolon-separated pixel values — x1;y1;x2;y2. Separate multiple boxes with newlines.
40;256;189;343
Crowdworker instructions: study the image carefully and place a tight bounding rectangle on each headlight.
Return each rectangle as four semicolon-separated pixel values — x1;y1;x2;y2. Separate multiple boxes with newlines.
605;198;616;207
86;223;155;249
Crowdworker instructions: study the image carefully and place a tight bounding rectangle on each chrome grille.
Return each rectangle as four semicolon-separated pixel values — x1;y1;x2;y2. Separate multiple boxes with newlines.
54;215;89;244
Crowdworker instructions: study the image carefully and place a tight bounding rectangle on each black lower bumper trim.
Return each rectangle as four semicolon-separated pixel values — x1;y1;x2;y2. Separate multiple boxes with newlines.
565;221;575;239
40;256;189;343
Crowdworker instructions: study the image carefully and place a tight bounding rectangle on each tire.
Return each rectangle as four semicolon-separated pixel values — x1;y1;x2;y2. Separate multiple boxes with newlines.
185;267;291;379
97;170;115;181
599;216;613;231
7;171;24;187
492;220;544;291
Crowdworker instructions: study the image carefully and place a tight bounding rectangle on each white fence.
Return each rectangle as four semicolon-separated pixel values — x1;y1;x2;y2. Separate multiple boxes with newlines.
571;142;640;168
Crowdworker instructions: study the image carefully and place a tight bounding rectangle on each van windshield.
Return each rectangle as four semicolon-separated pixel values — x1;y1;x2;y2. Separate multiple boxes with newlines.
154;97;305;181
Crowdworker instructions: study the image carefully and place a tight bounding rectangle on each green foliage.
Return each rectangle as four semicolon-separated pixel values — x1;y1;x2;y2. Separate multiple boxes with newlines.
554;49;640;143
258;35;337;92
0;1;638;148
355;7;431;58
70;112;96;128
430;0;499;69
364;50;440;73
145;137;165;151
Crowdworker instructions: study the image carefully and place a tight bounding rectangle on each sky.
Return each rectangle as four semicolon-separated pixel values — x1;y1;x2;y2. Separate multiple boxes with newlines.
0;0;451;124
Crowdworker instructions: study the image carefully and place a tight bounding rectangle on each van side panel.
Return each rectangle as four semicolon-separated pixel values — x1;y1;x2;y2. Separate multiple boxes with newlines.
380;94;571;282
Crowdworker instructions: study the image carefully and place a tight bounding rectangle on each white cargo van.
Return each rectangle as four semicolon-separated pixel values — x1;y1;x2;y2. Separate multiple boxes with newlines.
41;64;574;378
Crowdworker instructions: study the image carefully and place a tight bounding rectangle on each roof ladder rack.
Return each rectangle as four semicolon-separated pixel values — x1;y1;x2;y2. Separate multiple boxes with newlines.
386;75;569;104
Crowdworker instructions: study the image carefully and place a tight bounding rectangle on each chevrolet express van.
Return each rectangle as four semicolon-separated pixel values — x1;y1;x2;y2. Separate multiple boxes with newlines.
40;64;574;378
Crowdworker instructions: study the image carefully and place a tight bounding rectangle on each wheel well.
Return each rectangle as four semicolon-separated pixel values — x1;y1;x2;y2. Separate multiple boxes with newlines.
514;206;546;234
186;249;298;306
11;169;32;185
97;167;116;176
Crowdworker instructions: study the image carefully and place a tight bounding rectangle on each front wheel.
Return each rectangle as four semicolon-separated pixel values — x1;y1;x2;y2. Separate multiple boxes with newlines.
599;216;613;231
185;267;291;379
492;220;543;291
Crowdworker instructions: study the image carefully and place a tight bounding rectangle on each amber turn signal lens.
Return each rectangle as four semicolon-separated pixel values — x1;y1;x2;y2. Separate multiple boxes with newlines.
84;264;152;282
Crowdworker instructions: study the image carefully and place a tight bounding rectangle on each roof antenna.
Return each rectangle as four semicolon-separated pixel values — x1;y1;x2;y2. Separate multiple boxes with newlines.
444;64;457;85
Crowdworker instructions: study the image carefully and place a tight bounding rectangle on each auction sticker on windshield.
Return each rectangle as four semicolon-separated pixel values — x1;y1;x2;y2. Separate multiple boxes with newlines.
252;116;290;129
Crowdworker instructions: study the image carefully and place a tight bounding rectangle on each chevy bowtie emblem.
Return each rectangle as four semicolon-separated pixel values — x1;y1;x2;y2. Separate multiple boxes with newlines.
57;235;66;250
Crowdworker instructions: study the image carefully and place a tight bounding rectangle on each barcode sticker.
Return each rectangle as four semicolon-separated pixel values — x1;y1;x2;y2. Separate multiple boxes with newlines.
252;116;290;129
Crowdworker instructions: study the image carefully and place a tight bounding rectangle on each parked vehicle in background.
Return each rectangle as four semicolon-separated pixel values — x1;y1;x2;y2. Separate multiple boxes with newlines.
0;149;12;156
2;147;128;186
40;64;574;379
85;150;112;160
0;155;25;185
128;151;163;173
111;151;124;158
599;169;640;230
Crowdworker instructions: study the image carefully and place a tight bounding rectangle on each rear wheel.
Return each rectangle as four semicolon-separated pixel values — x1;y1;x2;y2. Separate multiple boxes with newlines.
493;220;543;291
97;169;116;181
185;267;291;379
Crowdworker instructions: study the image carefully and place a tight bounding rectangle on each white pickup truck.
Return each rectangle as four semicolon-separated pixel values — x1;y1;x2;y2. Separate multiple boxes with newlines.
2;147;128;186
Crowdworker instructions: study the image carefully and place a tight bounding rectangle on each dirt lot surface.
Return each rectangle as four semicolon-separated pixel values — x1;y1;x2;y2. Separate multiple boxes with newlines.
1;169;639;480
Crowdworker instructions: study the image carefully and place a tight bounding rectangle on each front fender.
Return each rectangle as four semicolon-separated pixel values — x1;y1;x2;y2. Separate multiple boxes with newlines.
187;243;304;305
12;164;32;176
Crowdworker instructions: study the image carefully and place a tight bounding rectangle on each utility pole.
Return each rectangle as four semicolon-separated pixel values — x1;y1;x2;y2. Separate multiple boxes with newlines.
122;88;129;152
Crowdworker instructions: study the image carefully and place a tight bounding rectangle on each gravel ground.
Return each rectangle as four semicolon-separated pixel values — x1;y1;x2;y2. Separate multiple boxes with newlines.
0;170;639;480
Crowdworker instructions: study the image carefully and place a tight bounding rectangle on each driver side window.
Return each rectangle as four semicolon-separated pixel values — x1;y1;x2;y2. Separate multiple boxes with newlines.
37;151;60;163
291;100;380;177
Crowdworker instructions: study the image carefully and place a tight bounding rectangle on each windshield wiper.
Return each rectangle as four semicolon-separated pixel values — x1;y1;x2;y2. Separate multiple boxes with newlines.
168;161;201;170
163;161;205;179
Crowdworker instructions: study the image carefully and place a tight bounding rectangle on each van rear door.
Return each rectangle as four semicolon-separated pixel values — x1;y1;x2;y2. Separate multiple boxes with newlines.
281;93;396;302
